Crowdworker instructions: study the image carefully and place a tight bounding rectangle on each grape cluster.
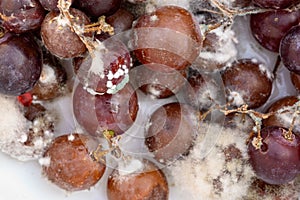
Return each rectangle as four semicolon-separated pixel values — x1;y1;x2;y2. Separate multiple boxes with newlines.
0;0;300;199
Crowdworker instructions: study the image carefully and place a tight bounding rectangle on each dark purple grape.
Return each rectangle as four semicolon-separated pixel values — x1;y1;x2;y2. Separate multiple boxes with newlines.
250;10;300;52
253;0;300;9
280;25;300;74
73;0;121;18
0;0;45;33
0;32;42;96
248;126;300;185
73;83;139;136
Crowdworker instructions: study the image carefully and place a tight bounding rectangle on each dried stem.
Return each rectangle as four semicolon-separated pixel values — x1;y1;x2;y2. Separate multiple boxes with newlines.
56;0;114;54
84;16;114;35
92;130;123;163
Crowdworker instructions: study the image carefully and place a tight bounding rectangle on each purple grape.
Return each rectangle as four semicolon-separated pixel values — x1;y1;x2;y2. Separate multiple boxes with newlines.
253;0;300;9
250;10;300;52
73;0;121;18
280;25;300;74
0;32;42;96
248;126;300;185
0;0;45;33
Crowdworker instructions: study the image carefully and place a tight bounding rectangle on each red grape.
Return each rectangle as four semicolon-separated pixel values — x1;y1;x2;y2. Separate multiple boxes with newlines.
280;25;300;74
107;159;168;200
248;126;300;185
145;102;198;163
73;83;138;136
133;6;202;72
42;133;106;191
74;38;131;95
41;8;90;58
221;59;273;109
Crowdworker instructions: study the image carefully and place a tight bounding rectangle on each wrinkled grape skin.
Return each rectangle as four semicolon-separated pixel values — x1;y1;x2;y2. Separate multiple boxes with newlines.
0;33;42;96
248;126;300;185
253;0;300;9
73;0;121;18
250;10;300;52
0;0;45;33
280;25;300;74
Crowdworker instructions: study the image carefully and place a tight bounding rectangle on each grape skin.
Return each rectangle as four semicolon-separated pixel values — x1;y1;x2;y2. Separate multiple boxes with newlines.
0;33;42;96
280;25;300;74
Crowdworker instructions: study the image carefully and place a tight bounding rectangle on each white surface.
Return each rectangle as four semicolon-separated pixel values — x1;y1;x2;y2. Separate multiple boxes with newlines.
0;15;298;200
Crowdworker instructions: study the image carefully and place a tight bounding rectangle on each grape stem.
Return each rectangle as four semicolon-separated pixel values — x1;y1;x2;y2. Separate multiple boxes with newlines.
92;130;123;163
56;0;114;54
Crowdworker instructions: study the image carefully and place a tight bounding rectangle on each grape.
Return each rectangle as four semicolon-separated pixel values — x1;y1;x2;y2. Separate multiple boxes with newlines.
39;0;60;11
0;32;42;96
95;8;134;41
40;8;90;58
0;0;45;33
250;10;300;52
42;134;106;191
73;83;138;136
133;6;202;72
290;72;300;91
145;102;198;163
263;96;300;134
131;65;186;99
280;25;300;74
74;38;131;94
183;68;219;109
248;126;300;185
107;159;168;200
253;0;300;9
73;0;121;18
30;51;67;100
221;59;272;109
